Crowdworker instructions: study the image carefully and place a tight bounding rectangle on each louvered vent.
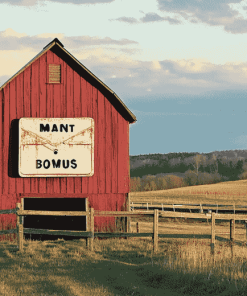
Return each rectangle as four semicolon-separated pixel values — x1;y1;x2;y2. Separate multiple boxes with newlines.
49;64;61;83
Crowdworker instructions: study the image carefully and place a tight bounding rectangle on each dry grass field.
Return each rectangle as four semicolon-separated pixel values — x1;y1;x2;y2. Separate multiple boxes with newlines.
2;180;247;295
130;179;247;205
0;236;247;295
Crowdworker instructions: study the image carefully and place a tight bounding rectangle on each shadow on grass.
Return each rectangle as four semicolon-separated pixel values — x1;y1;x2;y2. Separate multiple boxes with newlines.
0;238;181;296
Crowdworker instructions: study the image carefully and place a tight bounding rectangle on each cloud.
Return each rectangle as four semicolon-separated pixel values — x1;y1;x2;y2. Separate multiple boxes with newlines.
0;29;138;51
0;30;56;50
140;12;181;24
1;0;114;5
0;29;139;85
64;36;138;47
224;18;247;33
84;55;247;98
152;60;162;70
110;17;139;24
1;28;28;38
111;12;181;25
49;0;114;3
157;0;247;33
0;75;11;87
1;0;38;6
2;29;247;98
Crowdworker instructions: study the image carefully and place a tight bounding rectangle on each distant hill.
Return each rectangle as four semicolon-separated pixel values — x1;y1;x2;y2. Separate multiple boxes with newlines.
130;149;247;181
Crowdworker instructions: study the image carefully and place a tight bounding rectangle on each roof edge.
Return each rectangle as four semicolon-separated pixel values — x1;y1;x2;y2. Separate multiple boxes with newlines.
59;46;136;123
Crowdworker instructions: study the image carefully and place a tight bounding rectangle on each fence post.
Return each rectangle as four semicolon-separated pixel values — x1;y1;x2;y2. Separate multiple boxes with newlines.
153;209;158;253
126;193;130;235
89;208;94;252
200;203;203;214
136;222;140;233
211;212;215;253
86;199;89;248
245;221;247;245
16;203;23;252
230;219;235;243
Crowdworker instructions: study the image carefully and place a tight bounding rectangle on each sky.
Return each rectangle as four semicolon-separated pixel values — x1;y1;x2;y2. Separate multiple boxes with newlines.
1;0;247;156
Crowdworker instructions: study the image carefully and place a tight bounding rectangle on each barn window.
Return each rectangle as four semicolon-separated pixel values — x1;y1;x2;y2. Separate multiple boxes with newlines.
48;64;61;83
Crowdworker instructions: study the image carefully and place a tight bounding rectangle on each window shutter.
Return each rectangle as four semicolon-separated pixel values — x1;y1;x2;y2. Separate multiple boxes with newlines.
49;64;61;83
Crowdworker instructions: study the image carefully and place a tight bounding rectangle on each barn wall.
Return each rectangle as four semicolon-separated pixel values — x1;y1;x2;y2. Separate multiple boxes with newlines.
0;49;130;232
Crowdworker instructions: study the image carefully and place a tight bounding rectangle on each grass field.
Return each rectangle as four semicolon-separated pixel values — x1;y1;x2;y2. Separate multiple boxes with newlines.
130;179;247;205
0;236;247;295
2;180;247;295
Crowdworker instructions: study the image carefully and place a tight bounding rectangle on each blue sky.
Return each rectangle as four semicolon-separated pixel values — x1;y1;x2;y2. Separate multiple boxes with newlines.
1;0;247;155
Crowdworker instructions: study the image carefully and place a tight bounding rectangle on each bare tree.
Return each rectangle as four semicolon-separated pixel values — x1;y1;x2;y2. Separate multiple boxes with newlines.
211;154;218;173
192;154;206;177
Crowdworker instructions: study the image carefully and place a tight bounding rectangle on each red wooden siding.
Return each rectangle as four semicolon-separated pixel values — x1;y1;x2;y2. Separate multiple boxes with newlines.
0;49;130;232
3;83;9;195
0;89;2;196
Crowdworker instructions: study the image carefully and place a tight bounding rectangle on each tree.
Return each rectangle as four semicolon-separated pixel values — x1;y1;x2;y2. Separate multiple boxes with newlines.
184;170;198;186
210;154;218;173
141;175;157;191
164;175;185;189
130;177;141;192
156;177;168;190
239;162;247;180
192;154;206;177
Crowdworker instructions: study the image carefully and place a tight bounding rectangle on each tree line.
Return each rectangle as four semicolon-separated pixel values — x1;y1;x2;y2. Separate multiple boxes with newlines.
130;154;247;192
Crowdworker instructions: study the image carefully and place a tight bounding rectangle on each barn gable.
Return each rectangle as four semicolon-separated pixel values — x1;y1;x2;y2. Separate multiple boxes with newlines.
0;38;136;124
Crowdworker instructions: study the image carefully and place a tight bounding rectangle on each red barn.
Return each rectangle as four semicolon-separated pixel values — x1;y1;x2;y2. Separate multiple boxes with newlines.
0;38;136;239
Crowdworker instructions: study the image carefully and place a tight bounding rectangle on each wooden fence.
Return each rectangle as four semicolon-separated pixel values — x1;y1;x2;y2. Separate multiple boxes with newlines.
1;202;247;253
130;201;247;214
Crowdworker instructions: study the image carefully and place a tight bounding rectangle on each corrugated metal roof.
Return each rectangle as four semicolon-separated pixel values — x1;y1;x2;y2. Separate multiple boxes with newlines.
0;38;136;123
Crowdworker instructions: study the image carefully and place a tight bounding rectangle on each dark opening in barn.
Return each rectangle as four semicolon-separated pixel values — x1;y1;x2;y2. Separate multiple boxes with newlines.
23;198;86;241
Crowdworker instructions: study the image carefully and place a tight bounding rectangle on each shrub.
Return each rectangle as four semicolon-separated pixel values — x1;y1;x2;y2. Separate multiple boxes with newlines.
141;175;157;191
239;171;247;180
156;177;168;190
130;177;141;192
164;175;185;189
184;170;198;186
197;172;214;185
210;172;223;183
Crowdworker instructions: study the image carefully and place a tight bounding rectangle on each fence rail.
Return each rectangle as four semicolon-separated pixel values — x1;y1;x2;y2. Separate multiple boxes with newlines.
130;201;247;213
16;210;90;217
1;200;247;253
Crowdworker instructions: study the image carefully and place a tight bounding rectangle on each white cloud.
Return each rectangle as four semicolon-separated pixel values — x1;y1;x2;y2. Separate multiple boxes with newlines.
2;28;27;38
152;60;162;70
2;29;247;97
0;48;37;77
0;29;138;51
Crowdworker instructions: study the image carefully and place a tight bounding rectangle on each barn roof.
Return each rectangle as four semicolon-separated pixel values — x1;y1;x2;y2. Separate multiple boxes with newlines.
0;38;136;123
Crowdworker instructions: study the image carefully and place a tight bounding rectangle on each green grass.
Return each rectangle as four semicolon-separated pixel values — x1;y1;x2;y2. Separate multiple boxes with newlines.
0;235;247;295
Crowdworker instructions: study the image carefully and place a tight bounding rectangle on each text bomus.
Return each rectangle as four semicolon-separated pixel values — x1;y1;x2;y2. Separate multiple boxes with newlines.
36;159;77;169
